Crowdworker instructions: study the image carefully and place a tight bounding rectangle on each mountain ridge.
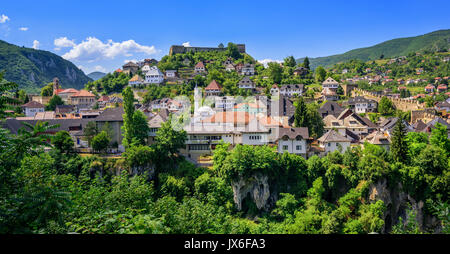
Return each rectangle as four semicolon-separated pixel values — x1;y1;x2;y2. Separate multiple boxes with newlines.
87;71;107;81
297;29;450;69
0;40;92;93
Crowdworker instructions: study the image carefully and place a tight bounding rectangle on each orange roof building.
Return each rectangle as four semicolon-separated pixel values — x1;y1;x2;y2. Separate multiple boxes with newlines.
205;80;222;96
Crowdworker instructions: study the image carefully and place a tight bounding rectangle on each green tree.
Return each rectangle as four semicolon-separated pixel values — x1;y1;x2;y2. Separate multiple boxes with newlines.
284;56;296;68
46;95;64;111
123;145;155;175
315;66;327;83
155;118;187;160
40;83;53;96
429;122;450;155
0;72;19;119
122;87;135;147
132;110;151;145
391;119;408;163
268;62;283;84
294;96;308;128
52;131;74;154
306;103;325;138
303;57;310;70
226;42;241;59
425;96;435;108
83;121;98;146
378;97;395;116
17;89;28;104
14;121;59;159
91;131;111;153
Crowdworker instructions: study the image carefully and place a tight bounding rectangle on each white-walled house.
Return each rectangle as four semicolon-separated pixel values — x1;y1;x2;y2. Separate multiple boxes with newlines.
276;127;309;157
22;101;45;117
144;66;164;84
238;76;255;89
165;70;177;78
195;62;206;73
318;129;351;154
141;64;152;74
215;96;236;111
240;64;255;76
348;96;378;114
279;84;304;97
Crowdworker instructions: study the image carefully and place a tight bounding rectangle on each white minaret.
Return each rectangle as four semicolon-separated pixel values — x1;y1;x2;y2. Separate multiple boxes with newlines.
194;82;202;113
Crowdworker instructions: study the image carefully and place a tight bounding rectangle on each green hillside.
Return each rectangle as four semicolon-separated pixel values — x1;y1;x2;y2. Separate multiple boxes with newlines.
0;40;92;93
299;29;450;69
87;71;107;81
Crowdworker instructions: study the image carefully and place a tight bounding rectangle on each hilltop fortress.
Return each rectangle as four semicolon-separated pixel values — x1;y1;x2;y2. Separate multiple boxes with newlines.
169;43;246;56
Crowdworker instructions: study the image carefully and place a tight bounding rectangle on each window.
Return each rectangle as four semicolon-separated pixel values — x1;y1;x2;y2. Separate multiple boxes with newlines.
328;143;331;147
296;145;302;150
283;145;289;151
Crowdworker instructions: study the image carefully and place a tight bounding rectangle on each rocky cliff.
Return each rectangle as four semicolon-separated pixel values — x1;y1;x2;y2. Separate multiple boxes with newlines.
369;178;441;233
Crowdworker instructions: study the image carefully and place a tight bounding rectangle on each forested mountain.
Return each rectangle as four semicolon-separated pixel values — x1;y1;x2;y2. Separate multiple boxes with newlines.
87;72;106;81
298;29;450;69
0;40;92;93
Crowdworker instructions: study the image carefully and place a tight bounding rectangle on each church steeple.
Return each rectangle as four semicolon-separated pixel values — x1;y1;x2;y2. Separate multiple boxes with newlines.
52;77;60;96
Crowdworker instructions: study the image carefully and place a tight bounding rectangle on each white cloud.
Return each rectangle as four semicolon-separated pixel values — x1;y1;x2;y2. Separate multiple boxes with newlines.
54;37;76;49
182;42;191;47
19;27;28;31
0;15;9;23
258;59;283;68
32;40;40;50
94;65;107;72
124;59;138;64
61;37;157;62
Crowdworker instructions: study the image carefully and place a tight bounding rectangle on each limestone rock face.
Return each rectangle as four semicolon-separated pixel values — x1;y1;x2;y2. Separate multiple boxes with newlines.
232;174;272;211
368;178;438;233
130;165;155;180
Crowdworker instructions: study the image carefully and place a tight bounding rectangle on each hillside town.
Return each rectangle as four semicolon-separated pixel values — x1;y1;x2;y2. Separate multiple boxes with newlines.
3;45;450;168
1;0;450;238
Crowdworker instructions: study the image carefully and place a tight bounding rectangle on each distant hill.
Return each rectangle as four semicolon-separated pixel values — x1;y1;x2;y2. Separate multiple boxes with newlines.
87;71;107;81
298;29;450;69
0;40;92;93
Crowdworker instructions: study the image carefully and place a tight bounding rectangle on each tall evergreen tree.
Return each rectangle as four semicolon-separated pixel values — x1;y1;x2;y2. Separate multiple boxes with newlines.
122;87;135;147
391;118;408;163
294;96;308;128
132;110;151;145
303;57;310;70
284;56;296;68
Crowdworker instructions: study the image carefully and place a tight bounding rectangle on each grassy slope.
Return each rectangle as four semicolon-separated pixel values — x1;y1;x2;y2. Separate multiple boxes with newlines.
299;29;450;69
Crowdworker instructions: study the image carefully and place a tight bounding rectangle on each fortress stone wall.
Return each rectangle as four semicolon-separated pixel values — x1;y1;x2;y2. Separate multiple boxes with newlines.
169;44;246;56
352;88;425;112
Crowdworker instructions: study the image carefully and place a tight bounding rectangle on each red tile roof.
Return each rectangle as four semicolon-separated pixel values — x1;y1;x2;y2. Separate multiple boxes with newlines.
206;80;222;90
53;89;65;95
71;90;96;97
22;101;45;108
60;88;79;94
195;62;205;69
202;111;254;125
98;95;110;102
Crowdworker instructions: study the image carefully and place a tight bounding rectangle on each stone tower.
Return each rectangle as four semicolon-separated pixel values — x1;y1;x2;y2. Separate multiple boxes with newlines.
52;77;60;96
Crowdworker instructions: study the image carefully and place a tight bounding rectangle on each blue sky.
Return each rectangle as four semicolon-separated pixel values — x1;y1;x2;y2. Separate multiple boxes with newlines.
1;0;449;74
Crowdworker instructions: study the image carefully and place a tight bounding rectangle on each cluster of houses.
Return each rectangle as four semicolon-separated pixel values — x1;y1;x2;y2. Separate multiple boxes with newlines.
6;76;450;164
124;56;257;87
